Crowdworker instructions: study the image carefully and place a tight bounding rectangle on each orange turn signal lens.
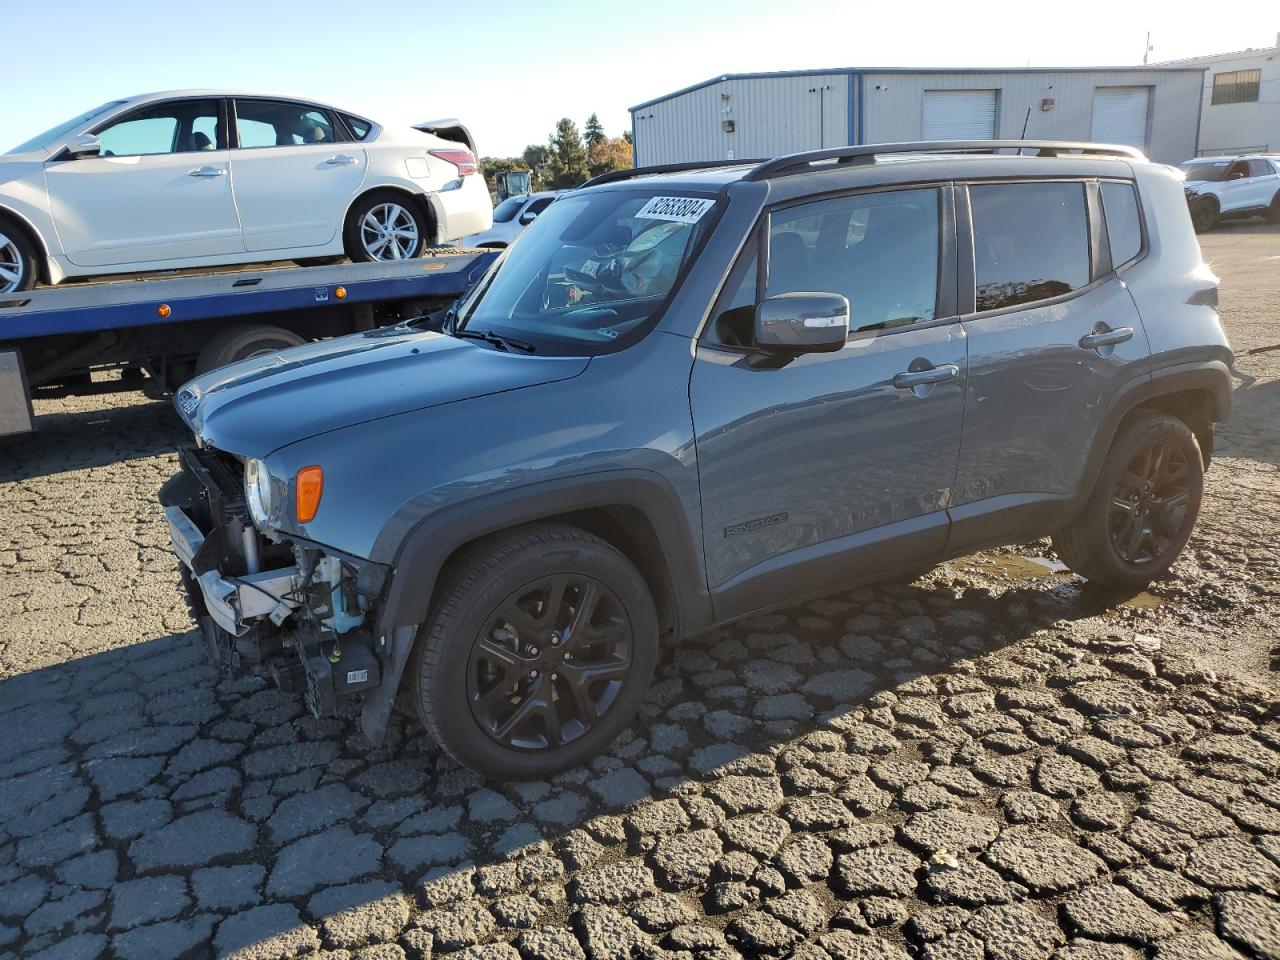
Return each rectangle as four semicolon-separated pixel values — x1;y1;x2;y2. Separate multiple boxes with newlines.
156;303;171;318
295;466;324;523
334;286;347;299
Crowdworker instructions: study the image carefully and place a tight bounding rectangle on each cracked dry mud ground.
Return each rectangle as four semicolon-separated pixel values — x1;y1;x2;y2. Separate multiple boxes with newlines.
1;225;1278;960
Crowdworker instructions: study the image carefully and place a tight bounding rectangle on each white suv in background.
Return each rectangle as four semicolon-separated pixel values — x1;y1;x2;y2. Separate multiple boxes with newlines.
463;191;564;248
1180;155;1280;232
0;91;493;293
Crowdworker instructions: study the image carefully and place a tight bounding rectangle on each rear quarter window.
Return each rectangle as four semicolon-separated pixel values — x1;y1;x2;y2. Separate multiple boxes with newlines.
1101;181;1143;267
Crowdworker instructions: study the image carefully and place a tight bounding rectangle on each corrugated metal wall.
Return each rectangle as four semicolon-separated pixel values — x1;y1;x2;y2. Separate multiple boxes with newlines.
633;68;1204;167
861;70;1201;164
632;73;851;166
1192;51;1280;155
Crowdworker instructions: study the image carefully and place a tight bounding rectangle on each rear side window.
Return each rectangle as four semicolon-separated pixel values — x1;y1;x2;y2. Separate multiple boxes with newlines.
1101;182;1142;267
342;114;372;140
970;182;1089;312
766;188;941;333
1247;159;1274;177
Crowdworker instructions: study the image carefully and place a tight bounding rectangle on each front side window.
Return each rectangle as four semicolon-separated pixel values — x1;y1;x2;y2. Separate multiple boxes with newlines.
1211;69;1261;106
970;181;1089;312
95;100;221;157
456;190;719;354
236;99;336;148
766;189;940;333
1101;181;1142;268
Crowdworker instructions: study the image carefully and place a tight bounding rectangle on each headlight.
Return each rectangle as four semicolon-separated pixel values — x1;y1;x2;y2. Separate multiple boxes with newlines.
244;458;275;528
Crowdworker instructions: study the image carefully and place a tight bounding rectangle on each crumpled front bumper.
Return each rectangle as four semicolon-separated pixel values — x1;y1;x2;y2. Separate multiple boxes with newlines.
164;504;302;637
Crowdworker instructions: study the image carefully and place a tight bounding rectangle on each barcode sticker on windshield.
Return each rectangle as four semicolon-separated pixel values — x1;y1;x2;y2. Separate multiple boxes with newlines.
635;196;715;223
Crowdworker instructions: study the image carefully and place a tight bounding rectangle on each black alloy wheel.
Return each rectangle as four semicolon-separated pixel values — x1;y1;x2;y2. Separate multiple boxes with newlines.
1108;438;1194;566
467;574;633;750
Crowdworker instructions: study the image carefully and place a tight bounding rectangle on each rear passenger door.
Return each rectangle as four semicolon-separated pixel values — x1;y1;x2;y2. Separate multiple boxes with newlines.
948;179;1148;549
690;186;967;620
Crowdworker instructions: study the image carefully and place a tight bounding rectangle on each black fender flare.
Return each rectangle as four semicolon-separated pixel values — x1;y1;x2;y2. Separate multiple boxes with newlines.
1069;356;1232;515
358;469;712;746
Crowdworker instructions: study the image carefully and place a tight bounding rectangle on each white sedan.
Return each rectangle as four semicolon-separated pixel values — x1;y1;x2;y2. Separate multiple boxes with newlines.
0;90;493;293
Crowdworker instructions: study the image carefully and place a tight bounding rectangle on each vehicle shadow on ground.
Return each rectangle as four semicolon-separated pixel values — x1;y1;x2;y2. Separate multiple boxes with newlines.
0;569;1130;957
0;395;183;482
1217;374;1280;467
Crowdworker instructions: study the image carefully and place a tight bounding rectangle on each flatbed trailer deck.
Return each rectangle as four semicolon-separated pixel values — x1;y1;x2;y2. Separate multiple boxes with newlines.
0;251;497;437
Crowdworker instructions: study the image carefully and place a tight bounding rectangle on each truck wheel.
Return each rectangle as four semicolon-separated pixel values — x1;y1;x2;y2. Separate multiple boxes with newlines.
0;219;37;294
195;324;305;374
1192;198;1218;233
410;524;658;780
1053;414;1203;590
344;191;428;263
1266;191;1280;224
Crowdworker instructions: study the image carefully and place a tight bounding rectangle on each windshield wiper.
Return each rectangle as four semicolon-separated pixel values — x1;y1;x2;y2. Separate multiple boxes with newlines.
452;328;537;354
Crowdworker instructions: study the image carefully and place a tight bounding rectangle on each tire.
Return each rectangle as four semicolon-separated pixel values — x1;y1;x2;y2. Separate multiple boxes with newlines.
195;324;305;374
410;523;659;780
343;191;429;263
0;217;38;294
1192;198;1218;234
1053;413;1204;590
1265;191;1280;225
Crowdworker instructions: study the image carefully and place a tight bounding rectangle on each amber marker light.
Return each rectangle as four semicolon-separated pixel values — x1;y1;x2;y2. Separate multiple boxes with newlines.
334;286;347;299
156;304;171;318
295;466;324;523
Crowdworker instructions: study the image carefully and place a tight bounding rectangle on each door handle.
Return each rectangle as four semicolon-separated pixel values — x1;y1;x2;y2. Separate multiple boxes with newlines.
187;166;226;177
324;155;358;165
1078;326;1134;350
893;363;960;390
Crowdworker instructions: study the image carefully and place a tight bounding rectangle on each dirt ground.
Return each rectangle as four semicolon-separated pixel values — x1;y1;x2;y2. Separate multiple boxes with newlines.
0;224;1277;959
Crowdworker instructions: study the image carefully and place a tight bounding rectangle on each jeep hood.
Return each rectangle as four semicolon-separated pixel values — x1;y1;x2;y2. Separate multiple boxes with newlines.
179;327;589;456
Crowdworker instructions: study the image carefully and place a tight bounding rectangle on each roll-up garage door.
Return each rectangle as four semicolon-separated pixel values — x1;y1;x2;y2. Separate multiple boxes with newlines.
922;90;998;140
1091;87;1150;150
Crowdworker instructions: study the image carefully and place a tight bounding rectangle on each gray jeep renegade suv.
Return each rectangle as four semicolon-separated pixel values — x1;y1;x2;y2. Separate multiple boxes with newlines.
161;140;1233;780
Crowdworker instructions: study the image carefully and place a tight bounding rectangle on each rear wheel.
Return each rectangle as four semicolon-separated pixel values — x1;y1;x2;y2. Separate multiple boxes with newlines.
1192;198;1218;233
343;191;428;262
195;324;305;374
1053;414;1204;589
1266;191;1280;224
410;524;658;780
0;219;37;294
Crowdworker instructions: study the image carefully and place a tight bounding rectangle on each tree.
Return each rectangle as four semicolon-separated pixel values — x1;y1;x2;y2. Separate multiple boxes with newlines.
621;129;633;145
545;118;589;189
584;113;606;147
588;135;632;178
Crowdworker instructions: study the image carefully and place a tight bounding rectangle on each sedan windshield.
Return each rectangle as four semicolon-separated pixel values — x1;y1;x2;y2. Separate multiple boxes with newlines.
456;189;719;354
6;101;125;154
1181;161;1231;182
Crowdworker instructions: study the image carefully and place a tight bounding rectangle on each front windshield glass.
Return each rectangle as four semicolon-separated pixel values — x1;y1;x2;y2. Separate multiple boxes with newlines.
6;101;125;154
491;197;526;223
456;189;719;353
1181;161;1230;182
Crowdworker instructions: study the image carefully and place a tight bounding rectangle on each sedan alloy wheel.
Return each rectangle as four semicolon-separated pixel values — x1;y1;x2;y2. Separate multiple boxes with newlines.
359;203;421;261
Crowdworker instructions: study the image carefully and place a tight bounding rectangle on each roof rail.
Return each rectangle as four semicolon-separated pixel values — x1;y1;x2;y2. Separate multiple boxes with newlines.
744;140;1145;181
578;158;765;190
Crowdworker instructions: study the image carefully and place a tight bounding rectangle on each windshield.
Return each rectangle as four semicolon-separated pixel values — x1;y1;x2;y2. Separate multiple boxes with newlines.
491;196;526;223
6;101;125;154
1181;161;1231;182
456;189;719;354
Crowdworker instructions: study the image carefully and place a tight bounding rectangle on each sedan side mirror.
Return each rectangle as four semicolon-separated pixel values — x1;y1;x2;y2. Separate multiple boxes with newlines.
754;292;850;358
518;210;539;225
62;134;102;160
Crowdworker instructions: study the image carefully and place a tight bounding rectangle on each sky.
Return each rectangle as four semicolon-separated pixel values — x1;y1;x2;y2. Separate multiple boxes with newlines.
3;0;1277;156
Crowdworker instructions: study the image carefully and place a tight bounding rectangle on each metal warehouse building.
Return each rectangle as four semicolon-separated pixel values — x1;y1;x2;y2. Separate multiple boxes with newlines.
630;67;1205;166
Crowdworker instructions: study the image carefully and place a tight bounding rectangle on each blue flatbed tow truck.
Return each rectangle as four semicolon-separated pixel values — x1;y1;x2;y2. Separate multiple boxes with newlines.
0;250;497;437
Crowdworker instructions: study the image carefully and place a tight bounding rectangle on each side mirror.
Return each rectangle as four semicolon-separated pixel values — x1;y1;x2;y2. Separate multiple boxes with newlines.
754;292;850;356
63;134;102;159
518;210;539;225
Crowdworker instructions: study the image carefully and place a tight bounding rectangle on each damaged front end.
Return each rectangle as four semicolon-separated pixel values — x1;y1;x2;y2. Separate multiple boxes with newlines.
159;446;391;728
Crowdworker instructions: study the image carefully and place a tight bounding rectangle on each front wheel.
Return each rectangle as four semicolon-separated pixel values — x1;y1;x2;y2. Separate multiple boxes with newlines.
195;324;306;374
410;524;658;780
0;220;38;294
1192;198;1218;234
1053;414;1204;589
343;192;428;262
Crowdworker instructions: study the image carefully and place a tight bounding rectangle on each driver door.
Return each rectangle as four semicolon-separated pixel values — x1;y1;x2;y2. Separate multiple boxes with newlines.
44;98;244;267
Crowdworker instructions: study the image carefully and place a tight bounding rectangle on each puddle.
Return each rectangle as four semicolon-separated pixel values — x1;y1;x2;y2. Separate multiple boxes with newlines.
1121;591;1162;610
